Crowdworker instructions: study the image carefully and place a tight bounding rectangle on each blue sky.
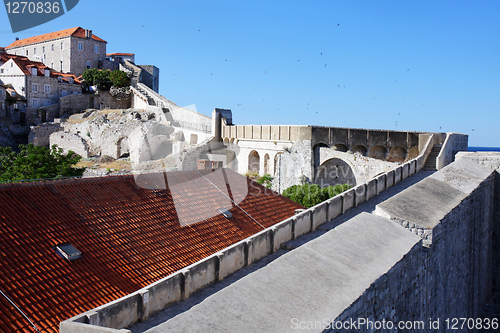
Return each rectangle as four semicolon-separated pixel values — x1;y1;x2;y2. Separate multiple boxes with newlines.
1;0;499;146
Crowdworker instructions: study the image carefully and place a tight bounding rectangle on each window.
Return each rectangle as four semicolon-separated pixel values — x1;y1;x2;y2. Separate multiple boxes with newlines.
32;83;38;93
61;42;63;49
44;99;51;106
1;102;4;110
94;45;99;53
61;90;67;97
0;69;3;74
34;48;36;54
51;44;54;51
31;98;39;107
55;243;81;260
60;60;63;72
51;62;54;69
26;50;28;56
44;85;50;94
42;46;45;53
86;61;91;69
78;42;83;50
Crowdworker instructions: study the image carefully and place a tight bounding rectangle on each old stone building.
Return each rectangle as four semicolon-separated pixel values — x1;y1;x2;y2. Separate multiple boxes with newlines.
0;56;81;124
4;27;108;76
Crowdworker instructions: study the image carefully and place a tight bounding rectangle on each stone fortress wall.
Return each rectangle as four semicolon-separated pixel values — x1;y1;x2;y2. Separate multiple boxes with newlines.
60;136;499;333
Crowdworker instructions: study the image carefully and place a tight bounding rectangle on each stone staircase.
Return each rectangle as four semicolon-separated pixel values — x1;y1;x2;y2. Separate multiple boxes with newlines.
423;145;442;171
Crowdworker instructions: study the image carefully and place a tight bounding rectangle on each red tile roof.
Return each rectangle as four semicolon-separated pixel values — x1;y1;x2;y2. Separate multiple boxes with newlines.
5;27;106;49
0;169;302;333
106;53;134;56
2;56;80;84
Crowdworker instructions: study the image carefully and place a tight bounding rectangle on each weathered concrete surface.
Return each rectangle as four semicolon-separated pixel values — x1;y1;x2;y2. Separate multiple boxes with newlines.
130;213;420;333
376;159;493;229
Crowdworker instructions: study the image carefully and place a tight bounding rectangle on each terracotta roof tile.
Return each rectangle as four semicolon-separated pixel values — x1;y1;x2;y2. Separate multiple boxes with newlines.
5;27;106;49
106;53;134;56
0;169;302;332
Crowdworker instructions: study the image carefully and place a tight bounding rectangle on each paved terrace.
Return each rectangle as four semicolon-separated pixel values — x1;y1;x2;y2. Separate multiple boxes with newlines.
130;171;434;333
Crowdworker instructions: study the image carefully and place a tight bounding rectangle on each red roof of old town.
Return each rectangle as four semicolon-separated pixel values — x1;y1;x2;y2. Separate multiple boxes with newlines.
0;169;302;332
5;27;106;49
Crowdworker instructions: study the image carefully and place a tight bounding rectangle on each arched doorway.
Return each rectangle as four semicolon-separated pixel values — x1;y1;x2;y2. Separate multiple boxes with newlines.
248;150;260;174
264;153;270;174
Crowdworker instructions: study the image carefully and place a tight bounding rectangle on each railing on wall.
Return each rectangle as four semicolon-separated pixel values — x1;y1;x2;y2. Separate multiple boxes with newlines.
60;137;432;333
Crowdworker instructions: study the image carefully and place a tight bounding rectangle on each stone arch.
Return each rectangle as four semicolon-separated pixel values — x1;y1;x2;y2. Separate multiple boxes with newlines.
386;146;407;163
264;153;270;174
248;150;260;174
117;137;130;158
351;145;367;156
223;137;229;144
315;158;356;188
230;137;235;143
313;143;330;180
367;145;387;160
332;144;348;152
274;153;282;177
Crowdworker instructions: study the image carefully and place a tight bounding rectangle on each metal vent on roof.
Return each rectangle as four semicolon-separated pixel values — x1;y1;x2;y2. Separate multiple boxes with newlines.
55;243;82;260
218;209;233;219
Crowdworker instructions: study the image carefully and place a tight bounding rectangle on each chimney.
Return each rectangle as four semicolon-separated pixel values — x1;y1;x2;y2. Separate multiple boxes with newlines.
88;30;92;39
15;37;19;41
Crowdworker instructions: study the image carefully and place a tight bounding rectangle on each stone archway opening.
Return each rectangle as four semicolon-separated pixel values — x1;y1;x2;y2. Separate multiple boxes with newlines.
332;144;348;152
315;158;356;188
367;145;387;160
117;137;130;159
264;153;270;174
386;146;407;163
223;137;229;144
351;145;367;156
274;153;282;177
248;150;260;175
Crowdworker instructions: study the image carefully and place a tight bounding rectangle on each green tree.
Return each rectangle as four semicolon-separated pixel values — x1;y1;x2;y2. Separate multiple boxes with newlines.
0;144;85;182
282;183;351;208
256;174;273;189
82;68;112;90
109;70;131;88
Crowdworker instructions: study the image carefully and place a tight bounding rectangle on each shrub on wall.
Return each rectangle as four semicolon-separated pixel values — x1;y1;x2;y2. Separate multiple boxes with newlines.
282;183;351;208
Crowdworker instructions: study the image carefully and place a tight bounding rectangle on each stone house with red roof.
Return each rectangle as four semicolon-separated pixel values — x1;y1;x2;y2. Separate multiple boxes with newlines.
0;168;303;332
0;56;81;124
5;27;109;76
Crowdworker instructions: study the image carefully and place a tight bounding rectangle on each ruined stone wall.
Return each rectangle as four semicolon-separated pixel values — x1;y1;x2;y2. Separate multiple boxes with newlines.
29;123;63;146
60;92;131;116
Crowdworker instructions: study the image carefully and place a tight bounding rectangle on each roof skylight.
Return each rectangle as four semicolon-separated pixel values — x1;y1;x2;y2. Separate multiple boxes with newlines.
55;243;82;260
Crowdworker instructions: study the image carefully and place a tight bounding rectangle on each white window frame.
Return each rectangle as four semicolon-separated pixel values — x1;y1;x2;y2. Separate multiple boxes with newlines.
78;42;83;50
51;44;54;51
31;98;39;107
44;85;51;94
32;83;38;93
94;45;99;53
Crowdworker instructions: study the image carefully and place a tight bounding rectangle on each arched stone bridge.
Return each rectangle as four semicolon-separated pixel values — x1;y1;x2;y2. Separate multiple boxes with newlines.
220;123;440;191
